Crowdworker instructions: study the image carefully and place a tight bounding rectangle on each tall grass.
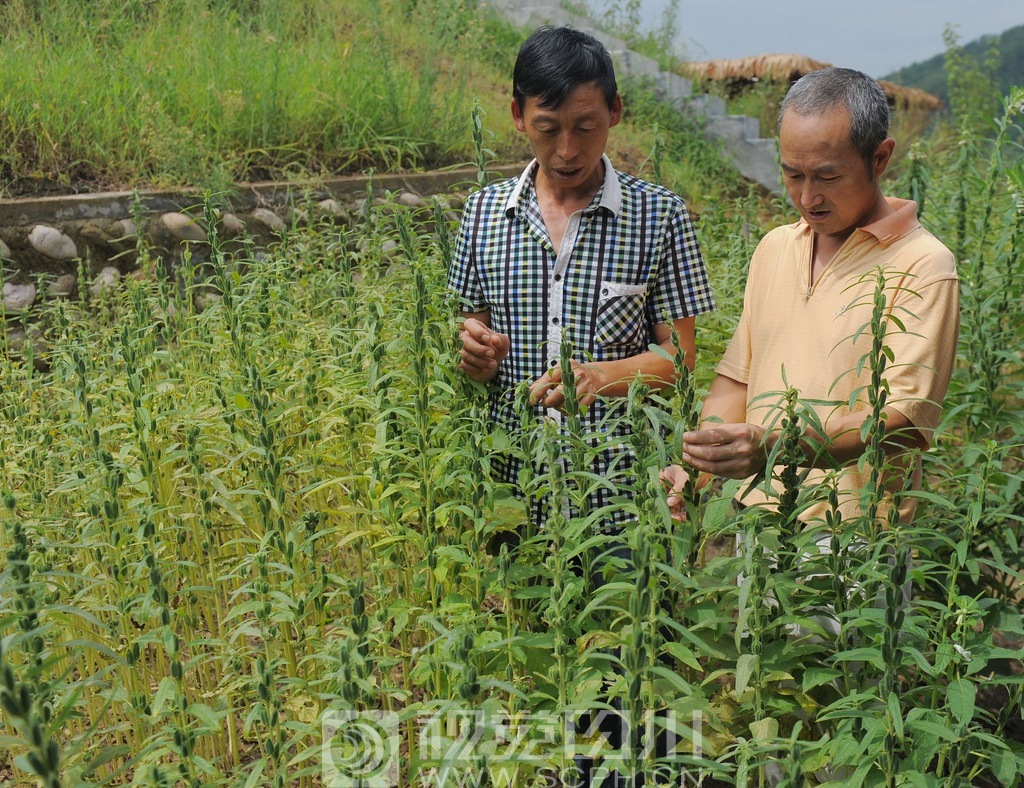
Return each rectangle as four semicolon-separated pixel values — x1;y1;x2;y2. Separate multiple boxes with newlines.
0;0;513;194
0;18;1022;788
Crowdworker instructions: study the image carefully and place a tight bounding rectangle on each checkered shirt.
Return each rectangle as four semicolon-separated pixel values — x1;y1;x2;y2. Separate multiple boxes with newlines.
448;156;715;530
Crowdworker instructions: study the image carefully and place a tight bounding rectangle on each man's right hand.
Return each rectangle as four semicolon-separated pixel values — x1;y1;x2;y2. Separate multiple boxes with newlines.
682;423;769;480
458;317;510;383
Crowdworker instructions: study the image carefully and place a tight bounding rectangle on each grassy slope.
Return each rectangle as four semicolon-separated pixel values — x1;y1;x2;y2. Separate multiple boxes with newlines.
0;0;744;208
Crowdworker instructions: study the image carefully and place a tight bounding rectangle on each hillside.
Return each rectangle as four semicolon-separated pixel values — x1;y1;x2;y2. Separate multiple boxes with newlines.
884;23;1024;103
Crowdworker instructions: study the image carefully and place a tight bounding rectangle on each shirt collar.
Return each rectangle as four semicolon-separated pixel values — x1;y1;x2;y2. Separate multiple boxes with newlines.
792;196;921;247
857;197;921;246
504;154;622;216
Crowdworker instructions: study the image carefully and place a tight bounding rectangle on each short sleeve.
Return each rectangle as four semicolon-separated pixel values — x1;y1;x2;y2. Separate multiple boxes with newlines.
647;202;716;324
447;192;488;313
716;306;752;385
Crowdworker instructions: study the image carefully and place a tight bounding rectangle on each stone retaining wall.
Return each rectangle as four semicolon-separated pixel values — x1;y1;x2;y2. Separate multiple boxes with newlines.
0;164;519;315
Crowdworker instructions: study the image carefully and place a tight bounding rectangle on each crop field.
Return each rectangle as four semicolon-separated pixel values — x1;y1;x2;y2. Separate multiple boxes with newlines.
1;69;1023;788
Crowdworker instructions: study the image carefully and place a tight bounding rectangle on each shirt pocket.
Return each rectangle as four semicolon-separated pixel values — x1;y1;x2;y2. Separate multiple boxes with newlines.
594;281;649;349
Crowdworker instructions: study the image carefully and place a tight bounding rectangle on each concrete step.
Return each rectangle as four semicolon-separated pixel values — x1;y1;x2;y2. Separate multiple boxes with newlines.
705;114;762;143
485;0;782;194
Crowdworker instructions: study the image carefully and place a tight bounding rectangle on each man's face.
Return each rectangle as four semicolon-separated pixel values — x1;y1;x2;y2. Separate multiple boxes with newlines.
779;107;893;242
511;82;622;198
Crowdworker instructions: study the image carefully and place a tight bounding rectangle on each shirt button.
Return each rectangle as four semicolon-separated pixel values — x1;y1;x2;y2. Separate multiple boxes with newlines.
554;274;562;282
551;317;559;325
601;287;609;295
549;359;558;367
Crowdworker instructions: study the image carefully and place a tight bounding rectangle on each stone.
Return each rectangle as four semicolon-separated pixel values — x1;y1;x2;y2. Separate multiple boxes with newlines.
252;207;286;233
285;205;309;227
117;219;138;242
194;291;222;311
220;212;245;237
7;326;50;371
91;266;122;297
161;212;207;243
398;191;426;208
79;222;111;246
0;239;11;260
46;273;77;299
28;225;78;260
2;282;36;311
317;198;344;218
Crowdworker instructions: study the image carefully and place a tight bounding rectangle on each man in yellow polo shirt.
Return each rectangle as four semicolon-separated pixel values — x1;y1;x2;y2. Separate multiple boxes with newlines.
664;66;959;524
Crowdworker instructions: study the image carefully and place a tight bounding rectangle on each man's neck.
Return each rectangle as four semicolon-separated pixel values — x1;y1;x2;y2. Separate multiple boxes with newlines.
533;160;606;255
534;159;605;212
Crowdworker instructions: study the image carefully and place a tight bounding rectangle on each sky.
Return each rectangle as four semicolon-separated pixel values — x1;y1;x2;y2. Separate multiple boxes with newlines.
616;0;1024;77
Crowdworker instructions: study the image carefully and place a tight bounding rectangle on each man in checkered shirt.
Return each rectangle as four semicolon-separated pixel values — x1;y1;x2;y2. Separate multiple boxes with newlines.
449;25;716;533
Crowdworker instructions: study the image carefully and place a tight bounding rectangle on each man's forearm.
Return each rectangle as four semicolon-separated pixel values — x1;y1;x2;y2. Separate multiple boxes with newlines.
769;406;927;470
576;349;678;397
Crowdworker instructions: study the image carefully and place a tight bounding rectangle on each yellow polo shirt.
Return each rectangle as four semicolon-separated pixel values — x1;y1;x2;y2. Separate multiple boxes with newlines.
717;198;960;524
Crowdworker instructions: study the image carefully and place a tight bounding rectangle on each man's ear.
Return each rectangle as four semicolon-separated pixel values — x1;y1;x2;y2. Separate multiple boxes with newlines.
874;137;896;178
511;98;526;133
609;92;623;128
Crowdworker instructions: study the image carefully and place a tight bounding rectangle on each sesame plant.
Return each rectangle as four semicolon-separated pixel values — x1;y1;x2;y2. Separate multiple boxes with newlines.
0;88;1022;788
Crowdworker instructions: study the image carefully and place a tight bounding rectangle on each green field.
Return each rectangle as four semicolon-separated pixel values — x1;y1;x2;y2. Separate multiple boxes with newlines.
1;1;1023;786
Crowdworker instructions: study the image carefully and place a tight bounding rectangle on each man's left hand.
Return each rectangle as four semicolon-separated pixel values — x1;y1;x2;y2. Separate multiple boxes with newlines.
528;360;610;411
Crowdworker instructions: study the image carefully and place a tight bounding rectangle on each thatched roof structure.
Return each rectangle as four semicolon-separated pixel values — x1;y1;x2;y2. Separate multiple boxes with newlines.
876;80;944;111
683;53;831;83
680;54;943;111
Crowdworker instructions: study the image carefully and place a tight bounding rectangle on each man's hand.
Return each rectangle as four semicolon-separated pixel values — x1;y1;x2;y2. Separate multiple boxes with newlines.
682;423;769;480
458;317;510;383
659;464;690;522
528;360;611;411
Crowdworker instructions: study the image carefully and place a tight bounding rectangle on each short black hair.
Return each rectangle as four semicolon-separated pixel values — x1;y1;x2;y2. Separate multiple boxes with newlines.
512;25;618;113
779;67;890;172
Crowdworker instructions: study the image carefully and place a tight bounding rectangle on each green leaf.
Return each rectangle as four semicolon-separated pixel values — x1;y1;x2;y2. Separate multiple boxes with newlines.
803;666;842;692
905;717;959;743
946;677;976;727
150;676;178;719
886;691;904;740
749;716;778;744
991;747;1018;787
187;702;224;732
663;641;703;672
242;759;266;788
831;646;885;671
735;653;757;696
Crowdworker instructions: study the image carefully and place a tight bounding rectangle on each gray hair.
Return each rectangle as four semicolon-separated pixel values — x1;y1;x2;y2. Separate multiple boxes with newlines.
779;67;890;171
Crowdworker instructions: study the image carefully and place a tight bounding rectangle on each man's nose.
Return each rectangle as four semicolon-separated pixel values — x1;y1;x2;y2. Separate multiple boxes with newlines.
800;182;824;208
556;131;579;162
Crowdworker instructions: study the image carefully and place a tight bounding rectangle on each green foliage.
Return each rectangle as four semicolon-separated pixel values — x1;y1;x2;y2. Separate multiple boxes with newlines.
886;23;1024;107
0;6;1022;787
578;0;685;65
0;0;504;194
0;105;1022;781
944;25;1006;136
